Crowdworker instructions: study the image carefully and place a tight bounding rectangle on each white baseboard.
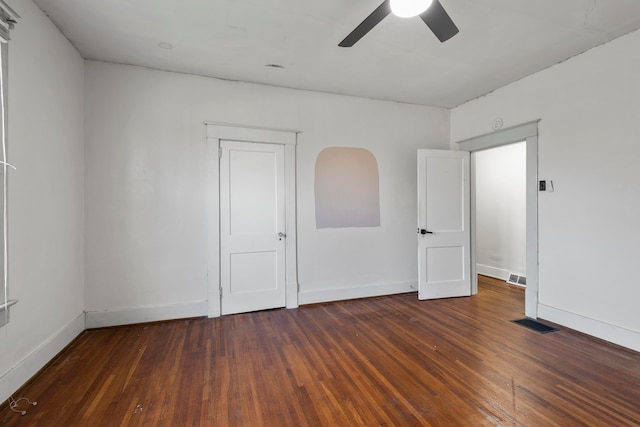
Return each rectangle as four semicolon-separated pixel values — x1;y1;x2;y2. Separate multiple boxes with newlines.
0;312;85;404
476;264;510;281
85;301;208;329
538;304;640;353
298;281;416;305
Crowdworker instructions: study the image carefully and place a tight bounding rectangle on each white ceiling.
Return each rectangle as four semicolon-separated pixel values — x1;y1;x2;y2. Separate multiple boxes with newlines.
32;0;640;108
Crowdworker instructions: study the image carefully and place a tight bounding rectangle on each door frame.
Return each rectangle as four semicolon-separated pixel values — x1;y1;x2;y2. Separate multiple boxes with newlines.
456;120;539;318
205;123;299;318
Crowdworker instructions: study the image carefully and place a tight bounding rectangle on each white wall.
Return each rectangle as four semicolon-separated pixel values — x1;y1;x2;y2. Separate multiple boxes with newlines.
475;142;526;280
0;0;85;402
84;61;449;324
451;29;640;351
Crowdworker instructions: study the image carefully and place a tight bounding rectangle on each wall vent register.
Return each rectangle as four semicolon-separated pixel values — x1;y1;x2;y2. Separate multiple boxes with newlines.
507;273;526;286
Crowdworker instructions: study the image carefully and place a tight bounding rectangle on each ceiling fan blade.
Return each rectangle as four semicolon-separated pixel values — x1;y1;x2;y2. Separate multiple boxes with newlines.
339;1;391;47
420;0;459;43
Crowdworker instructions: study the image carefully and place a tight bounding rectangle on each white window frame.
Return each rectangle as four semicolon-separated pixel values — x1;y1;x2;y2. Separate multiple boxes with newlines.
0;0;19;327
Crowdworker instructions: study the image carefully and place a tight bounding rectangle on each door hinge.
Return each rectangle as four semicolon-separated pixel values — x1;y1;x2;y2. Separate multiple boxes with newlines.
218;147;222;158
219;287;223;297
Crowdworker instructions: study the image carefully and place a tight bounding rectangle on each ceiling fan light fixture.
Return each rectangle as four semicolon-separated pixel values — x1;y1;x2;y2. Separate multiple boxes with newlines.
389;0;433;18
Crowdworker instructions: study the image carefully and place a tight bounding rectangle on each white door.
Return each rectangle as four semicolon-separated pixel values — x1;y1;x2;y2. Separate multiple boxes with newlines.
220;140;286;315
417;149;471;299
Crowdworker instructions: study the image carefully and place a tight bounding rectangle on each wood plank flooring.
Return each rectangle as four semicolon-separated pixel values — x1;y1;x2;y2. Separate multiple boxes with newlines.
2;275;639;426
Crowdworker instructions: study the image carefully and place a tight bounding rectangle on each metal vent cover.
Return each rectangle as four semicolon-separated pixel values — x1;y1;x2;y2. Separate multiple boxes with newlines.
507;273;526;286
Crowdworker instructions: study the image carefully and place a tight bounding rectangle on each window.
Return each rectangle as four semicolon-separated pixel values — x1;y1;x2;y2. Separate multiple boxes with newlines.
0;0;18;327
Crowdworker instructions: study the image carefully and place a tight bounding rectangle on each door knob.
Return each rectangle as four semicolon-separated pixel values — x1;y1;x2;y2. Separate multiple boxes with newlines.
418;228;433;235
278;232;286;240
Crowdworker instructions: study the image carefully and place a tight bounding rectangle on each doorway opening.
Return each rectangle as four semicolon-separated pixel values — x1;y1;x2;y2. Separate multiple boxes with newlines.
457;121;539;318
475;141;526;285
474;142;527;313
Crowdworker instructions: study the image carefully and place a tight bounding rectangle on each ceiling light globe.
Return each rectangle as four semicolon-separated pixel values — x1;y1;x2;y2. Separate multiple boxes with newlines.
390;0;433;18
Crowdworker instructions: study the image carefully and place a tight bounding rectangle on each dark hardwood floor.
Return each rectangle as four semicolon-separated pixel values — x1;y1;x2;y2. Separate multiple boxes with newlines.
2;275;639;426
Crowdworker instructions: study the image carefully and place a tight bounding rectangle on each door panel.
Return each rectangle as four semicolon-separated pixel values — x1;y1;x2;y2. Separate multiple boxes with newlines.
220;140;286;315
426;157;464;231
418;149;471;300
230;251;278;293
426;246;464;282
229;149;279;235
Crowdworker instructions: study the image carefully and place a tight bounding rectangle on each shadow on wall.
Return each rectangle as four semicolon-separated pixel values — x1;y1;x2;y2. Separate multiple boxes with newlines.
315;147;380;229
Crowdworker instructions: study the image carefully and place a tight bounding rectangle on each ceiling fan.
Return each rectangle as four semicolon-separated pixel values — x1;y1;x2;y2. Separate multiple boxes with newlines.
339;0;459;47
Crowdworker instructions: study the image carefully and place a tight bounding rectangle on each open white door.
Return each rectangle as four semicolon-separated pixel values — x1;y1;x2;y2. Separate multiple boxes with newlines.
417;149;471;300
220;140;286;315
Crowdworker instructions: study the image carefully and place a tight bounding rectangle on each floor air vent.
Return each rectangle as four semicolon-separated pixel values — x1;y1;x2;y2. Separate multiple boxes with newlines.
507;273;526;286
511;318;559;334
